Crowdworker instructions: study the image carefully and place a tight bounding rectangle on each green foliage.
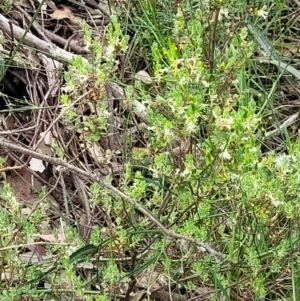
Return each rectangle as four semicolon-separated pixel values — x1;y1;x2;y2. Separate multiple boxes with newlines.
1;0;299;300
116;1;298;299
0;0;13;13
61;18;129;143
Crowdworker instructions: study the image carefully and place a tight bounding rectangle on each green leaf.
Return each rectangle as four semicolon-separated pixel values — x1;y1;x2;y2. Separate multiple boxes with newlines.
248;22;300;80
126;253;162;278
292;260;300;301
22;266;57;286
69;244;98;264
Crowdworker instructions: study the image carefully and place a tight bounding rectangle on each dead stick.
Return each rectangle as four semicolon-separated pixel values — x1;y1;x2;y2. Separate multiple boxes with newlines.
0;137;225;260
0;13;83;63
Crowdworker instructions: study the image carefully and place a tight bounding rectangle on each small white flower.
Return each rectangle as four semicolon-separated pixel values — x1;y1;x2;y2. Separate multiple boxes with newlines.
164;128;171;136
211;94;218;101
186;121;197;134
220;150;231;160
150;168;160;178
218;8;229;20
181;168;190;177
103;110;111;118
77;74;88;84
268;194;283;207
229;173;240;181
176;8;183;18
257;7;268;19
274;154;286;168
179;77;186;85
253;117;261;123
104;45;115;58
163;128;174;141
202;80;210;88
274;154;296;169
195;74;201;83
159;68;169;74
226;117;234;126
147;126;155;131
218;117;234;130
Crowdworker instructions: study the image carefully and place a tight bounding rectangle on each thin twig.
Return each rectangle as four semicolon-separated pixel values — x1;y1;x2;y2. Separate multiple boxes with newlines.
0;138;226;260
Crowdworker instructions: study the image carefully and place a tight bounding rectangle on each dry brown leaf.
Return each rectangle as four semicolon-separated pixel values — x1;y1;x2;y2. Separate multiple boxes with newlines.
135;70;152;84
45;0;57;10
1;272;12;281
86;142;106;165
76;262;94;269
7;168;42;208
132;147;152;156
19;252;49;263
50;7;74;20
15;0;32;9
136;271;167;290
26;48;40;68
70;16;83;24
38;55;63;97
40;130;56;147
29;157;45;173
27;245;47;256
38;233;65;243
37;0;47;13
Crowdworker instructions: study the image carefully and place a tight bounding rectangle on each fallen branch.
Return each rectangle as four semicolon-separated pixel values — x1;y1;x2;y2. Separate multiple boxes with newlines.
0;13;83;63
0;138;226;260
